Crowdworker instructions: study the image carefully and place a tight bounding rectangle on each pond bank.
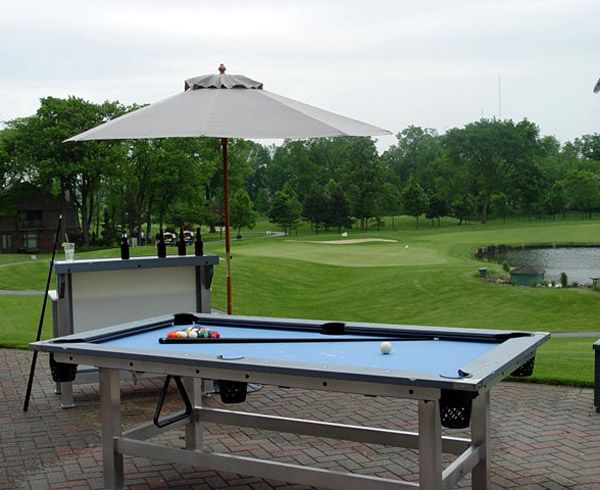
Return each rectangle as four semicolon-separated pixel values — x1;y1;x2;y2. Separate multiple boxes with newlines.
476;244;600;285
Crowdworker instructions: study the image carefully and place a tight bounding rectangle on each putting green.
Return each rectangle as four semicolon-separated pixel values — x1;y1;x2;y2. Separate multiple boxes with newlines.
233;239;449;267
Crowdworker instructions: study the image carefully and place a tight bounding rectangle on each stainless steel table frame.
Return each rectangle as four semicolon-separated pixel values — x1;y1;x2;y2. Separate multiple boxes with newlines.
33;314;549;490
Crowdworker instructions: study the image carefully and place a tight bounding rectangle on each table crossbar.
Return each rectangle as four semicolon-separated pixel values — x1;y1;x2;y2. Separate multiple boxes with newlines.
197;406;471;455
442;445;482;489
116;437;419;490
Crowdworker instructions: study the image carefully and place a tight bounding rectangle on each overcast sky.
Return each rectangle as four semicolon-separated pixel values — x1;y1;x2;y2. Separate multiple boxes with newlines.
1;0;598;152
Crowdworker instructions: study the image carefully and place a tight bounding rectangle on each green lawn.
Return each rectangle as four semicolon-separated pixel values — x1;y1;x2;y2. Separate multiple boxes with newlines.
215;253;600;332
0;295;53;348
0;253;38;265
2;216;599;386
529;336;596;386
0;259;52;290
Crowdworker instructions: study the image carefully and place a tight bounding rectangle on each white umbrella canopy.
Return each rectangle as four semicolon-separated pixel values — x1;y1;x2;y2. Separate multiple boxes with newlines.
66;65;392;314
67;75;390;141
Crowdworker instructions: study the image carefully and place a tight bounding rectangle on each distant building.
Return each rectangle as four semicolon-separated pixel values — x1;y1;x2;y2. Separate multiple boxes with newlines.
510;265;545;287
0;183;79;253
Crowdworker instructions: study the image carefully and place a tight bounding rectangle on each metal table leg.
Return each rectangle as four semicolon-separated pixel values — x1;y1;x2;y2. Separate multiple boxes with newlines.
419;398;443;490
99;367;124;489
471;390;490;489
58;381;75;409
594;341;600;412
183;377;203;450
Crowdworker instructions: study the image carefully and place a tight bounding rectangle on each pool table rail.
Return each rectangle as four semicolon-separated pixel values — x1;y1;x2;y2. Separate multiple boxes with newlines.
34;313;549;395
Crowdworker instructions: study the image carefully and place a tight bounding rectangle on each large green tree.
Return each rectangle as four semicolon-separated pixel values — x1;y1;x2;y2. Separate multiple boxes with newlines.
561;169;600;218
268;139;334;203
451;194;476;225
381;126;441;188
244;142;272;202
443;119;544;223
302;184;329;232
339;138;383;229
202;138;255;233
319;179;350;232
230;188;257;237
268;182;302;235
570;133;600;162
0;127;27;189
5;96;126;244
401;176;429;228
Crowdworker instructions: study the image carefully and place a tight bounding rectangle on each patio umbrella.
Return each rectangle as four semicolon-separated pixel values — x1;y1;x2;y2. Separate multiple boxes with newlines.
66;64;391;314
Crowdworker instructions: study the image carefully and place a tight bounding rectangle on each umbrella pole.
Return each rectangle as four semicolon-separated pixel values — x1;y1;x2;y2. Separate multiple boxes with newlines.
221;138;233;314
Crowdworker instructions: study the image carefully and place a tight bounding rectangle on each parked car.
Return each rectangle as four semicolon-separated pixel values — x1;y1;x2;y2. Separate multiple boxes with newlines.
162;232;176;246
183;230;193;245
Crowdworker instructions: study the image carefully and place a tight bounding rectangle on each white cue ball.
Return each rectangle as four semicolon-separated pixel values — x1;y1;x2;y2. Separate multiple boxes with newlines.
380;341;392;354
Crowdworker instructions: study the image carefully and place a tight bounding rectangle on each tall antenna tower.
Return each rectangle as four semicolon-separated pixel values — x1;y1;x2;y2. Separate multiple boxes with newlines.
498;74;502;119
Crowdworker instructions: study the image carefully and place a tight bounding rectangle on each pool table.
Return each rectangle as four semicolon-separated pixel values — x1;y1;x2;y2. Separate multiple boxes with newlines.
31;313;549;490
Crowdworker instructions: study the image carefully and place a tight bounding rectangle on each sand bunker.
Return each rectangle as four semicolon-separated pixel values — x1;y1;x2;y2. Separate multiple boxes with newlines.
313;238;398;245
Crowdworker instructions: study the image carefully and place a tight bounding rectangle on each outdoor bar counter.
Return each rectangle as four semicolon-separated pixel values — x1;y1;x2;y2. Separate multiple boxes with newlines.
51;254;219;407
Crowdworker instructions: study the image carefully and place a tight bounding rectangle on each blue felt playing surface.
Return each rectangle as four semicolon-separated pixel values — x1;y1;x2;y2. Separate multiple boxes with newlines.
100;324;497;378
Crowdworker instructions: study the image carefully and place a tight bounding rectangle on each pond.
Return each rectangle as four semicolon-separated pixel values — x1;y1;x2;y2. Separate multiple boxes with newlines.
491;246;600;285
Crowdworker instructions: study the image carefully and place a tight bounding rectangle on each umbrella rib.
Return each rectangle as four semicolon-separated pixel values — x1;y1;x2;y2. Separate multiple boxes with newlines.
259;90;391;137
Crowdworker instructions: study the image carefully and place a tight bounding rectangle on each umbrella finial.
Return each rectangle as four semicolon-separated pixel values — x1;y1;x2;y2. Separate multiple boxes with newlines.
219;64;226;75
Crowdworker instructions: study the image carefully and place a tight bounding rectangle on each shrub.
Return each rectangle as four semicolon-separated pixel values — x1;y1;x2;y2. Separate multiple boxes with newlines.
560;272;568;288
502;260;511;272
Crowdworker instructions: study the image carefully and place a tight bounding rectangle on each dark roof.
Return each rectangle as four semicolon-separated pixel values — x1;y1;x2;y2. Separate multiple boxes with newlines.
511;265;544;274
1;182;72;210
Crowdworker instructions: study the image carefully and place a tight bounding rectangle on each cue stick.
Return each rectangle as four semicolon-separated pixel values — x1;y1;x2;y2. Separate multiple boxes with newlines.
23;214;63;412
159;335;433;344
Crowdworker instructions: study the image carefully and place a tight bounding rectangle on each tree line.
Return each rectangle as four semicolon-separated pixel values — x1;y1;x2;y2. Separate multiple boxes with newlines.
1;95;600;245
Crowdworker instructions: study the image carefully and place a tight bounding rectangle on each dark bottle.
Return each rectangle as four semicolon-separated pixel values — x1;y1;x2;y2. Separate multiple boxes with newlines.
194;227;204;256
157;228;167;258
177;227;186;256
120;232;130;260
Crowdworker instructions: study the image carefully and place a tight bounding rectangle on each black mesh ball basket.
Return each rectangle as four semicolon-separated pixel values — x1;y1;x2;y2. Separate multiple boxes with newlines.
439;390;474;429
510;357;535;377
49;353;78;383
217;380;248;404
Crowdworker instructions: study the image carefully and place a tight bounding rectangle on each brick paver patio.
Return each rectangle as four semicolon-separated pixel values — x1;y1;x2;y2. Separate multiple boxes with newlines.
1;348;599;489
